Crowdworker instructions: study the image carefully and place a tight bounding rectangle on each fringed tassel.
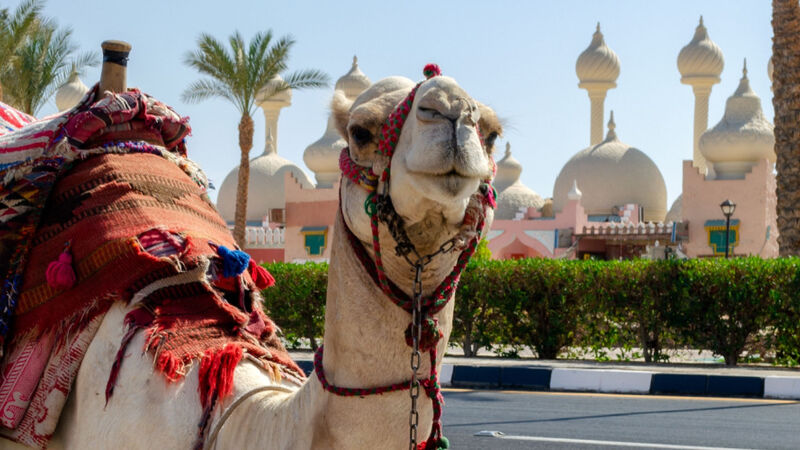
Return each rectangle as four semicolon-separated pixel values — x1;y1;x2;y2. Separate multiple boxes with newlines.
155;352;184;382
193;344;243;449
46;242;76;290
105;307;154;405
198;343;243;408
215;245;250;278
249;260;275;289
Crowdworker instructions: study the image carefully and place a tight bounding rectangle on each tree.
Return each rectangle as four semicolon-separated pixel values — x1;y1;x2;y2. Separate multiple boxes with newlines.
182;31;328;247
1;18;96;115
772;0;800;256
0;0;44;102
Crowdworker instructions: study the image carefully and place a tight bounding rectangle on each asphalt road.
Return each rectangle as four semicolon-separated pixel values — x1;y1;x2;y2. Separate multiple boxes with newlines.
441;389;800;449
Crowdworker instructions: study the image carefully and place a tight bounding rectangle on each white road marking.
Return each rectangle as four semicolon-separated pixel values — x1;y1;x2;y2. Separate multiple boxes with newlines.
483;433;757;449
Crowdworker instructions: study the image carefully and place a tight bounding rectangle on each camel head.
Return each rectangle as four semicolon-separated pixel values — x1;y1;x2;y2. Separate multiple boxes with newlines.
333;69;502;252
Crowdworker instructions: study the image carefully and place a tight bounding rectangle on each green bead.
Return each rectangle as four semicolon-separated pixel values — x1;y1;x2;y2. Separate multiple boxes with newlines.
438;436;450;449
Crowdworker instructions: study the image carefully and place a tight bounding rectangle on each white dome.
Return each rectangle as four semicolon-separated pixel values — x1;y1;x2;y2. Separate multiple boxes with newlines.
699;60;775;179
666;194;682;223
553;112;667;222
494;142;522;193
55;67;89;112
576;23;620;88
494;142;543;219
303;57;372;187
335;56;371;100
678;16;724;83
256;74;292;106
216;132;313;222
303;116;346;188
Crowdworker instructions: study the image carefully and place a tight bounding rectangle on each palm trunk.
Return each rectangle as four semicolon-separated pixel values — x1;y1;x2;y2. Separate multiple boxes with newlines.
772;0;800;256
233;113;254;248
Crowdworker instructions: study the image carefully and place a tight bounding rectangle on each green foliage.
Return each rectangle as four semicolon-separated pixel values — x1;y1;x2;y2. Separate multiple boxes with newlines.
679;258;792;365
503;259;586;359
261;257;800;367
452;258;507;356
771;258;800;366
182;30;329;117
260;262;328;350
0;0;97;114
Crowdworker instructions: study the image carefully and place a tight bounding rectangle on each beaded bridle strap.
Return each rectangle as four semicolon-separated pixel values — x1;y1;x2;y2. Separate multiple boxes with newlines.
318;64;496;450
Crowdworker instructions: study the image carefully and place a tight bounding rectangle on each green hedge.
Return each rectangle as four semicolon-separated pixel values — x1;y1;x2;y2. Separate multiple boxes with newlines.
261;257;800;366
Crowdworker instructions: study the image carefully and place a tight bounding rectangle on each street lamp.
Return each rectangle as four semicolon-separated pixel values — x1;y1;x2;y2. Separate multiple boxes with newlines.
720;199;736;258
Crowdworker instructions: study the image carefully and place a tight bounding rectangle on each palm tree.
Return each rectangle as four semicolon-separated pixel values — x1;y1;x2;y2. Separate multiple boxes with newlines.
182;31;328;247
1;17;96;114
772;0;800;256
0;0;44;102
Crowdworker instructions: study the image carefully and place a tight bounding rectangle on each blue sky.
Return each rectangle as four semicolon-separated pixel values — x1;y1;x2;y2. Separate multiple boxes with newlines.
24;1;773;209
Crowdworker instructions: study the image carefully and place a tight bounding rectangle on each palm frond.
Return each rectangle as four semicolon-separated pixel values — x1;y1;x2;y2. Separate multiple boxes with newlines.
181;79;236;105
282;69;330;90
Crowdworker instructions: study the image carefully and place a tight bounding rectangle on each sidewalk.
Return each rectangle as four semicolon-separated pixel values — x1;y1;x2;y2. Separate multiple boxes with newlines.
289;351;800;400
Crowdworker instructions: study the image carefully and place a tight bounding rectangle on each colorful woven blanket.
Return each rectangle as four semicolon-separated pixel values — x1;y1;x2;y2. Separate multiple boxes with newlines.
0;90;302;448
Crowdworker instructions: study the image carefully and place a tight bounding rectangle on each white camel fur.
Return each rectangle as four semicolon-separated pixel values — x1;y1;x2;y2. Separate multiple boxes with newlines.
6;73;501;449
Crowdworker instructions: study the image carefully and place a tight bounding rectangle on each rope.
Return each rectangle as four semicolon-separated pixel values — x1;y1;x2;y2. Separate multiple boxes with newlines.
204;384;295;450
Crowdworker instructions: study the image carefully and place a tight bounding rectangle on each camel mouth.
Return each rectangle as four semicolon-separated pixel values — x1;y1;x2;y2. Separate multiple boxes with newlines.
409;169;480;198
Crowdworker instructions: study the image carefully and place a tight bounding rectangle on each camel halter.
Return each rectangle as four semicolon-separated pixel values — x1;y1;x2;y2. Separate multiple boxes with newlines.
317;64;496;450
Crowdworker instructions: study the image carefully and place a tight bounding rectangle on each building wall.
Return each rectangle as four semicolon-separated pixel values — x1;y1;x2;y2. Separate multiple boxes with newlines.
682;159;777;258
283;171;339;262
248;248;284;264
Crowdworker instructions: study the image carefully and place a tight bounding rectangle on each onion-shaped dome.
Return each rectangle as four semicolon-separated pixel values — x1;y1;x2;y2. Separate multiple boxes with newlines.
576;23;620;88
494;142;522;193
494;142;544;219
677;16;724;84
304;57;372;187
303;116;346;188
216;129;313;222
55;66;89;112
666;194;682;223
553;112;667;222
256;74;292;107
335;56;371;100
699;60;775;179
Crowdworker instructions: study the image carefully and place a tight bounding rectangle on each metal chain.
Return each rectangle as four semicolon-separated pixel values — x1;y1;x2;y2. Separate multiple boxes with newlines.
409;263;423;450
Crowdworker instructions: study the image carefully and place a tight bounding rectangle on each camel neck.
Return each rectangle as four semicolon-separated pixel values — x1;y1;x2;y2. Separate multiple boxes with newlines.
310;209;455;447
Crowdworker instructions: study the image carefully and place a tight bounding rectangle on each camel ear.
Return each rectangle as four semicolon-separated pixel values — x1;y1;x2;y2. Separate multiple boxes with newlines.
331;91;354;140
477;102;503;155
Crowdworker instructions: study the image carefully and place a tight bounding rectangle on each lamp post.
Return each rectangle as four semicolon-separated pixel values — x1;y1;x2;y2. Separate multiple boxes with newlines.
720;199;736;258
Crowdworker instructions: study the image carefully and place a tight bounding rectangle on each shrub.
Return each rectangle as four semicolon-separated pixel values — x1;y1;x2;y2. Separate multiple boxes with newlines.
679;258;791;365
261;262;328;350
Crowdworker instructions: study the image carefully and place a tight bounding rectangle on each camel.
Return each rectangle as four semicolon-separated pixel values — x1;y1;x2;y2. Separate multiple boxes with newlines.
1;54;501;449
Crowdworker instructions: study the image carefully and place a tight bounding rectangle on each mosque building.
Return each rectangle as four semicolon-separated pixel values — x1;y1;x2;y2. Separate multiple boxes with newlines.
53;17;774;262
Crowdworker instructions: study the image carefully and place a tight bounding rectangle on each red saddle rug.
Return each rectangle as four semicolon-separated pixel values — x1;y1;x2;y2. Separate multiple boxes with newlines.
0;91;302;449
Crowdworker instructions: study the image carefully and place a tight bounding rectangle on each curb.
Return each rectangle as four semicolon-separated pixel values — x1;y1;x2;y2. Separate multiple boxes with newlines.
294;360;800;400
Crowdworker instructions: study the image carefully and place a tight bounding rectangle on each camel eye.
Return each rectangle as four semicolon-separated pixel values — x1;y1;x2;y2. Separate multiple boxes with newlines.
484;131;499;149
349;125;373;146
417;107;443;121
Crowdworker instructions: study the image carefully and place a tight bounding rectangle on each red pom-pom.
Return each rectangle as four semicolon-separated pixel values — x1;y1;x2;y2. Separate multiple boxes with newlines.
405;317;444;352
249;260;275;289
423;63;441;79
46;246;76;290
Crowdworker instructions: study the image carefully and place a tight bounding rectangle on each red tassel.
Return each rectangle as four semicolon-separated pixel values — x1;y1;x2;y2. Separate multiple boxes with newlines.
198;344;242;408
249;260;275;289
46;243;76;290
